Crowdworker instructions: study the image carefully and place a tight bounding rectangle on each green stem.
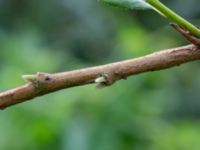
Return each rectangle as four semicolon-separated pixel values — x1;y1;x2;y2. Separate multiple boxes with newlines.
146;0;200;38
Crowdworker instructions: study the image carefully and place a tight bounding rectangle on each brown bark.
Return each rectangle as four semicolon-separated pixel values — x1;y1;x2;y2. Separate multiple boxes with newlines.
0;44;200;109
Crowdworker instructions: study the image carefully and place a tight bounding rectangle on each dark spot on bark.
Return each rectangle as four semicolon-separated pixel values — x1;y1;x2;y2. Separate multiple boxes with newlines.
45;76;51;81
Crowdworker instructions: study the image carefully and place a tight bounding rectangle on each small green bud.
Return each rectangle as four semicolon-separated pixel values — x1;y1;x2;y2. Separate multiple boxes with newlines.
22;74;36;82
95;76;106;83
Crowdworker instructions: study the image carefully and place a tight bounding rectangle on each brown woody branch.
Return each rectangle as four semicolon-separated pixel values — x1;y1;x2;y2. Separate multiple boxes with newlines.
0;44;200;109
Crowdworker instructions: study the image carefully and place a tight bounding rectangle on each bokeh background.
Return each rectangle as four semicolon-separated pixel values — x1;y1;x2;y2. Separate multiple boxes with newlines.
1;0;200;149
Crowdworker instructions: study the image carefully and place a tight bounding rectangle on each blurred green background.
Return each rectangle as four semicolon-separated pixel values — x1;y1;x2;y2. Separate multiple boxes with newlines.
1;0;200;150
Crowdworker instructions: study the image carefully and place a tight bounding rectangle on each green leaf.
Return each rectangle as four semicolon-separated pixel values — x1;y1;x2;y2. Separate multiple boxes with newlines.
99;0;153;10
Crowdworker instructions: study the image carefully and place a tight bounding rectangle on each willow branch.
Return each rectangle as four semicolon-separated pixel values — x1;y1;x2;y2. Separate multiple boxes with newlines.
0;44;200;109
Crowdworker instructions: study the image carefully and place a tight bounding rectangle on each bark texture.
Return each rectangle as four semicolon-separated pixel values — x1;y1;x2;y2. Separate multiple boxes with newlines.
0;44;200;109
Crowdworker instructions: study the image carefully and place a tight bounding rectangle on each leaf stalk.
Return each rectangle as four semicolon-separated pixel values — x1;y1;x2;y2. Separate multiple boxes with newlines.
146;0;200;37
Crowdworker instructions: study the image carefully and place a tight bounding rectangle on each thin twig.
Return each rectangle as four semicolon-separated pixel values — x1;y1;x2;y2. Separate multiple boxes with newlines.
170;23;200;46
0;44;200;109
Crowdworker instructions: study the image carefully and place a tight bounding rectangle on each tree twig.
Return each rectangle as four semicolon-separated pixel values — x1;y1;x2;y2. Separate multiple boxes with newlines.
0;44;200;110
170;23;200;46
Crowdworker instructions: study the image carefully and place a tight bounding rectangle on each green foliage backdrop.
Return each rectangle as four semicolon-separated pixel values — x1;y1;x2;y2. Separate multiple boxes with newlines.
0;0;200;150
